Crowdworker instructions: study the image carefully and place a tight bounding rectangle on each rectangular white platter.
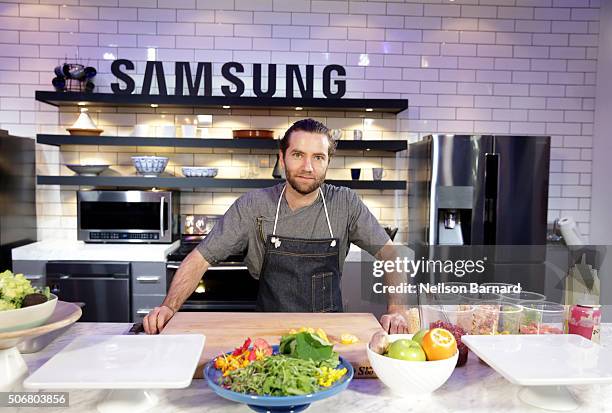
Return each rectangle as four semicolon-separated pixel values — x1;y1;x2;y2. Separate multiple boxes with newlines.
23;334;205;389
463;334;612;386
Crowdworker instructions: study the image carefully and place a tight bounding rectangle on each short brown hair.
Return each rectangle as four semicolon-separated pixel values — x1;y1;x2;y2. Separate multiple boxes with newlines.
279;118;337;158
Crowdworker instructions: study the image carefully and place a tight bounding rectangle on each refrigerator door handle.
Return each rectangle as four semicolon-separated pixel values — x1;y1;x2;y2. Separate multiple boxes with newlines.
484;153;499;245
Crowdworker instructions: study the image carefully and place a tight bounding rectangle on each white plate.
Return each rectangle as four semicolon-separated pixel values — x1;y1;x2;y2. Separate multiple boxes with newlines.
24;334;205;389
463;334;612;386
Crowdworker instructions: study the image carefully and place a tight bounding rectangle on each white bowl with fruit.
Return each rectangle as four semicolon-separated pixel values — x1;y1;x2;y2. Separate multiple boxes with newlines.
0;270;58;333
367;328;458;396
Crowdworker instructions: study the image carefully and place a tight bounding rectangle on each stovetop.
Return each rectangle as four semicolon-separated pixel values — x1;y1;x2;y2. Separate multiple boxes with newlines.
166;235;245;263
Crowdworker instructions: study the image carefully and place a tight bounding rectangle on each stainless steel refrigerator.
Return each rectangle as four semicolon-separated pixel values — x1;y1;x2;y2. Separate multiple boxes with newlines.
408;134;551;291
0;129;37;271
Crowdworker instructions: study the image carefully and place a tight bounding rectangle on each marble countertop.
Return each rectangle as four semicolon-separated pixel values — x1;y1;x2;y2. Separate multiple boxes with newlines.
12;240;180;263
18;322;612;412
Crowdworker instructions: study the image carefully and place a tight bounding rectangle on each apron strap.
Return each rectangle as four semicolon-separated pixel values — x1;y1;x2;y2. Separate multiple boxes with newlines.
272;184;286;236
272;184;336;246
319;187;334;239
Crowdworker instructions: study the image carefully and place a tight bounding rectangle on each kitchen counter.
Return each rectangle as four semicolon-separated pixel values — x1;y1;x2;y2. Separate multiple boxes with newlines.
11;240;180;263
19;322;612;412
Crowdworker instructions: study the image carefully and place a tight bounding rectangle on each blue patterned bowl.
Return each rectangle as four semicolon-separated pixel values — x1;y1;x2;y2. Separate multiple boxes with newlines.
182;167;218;177
131;156;168;177
205;346;353;413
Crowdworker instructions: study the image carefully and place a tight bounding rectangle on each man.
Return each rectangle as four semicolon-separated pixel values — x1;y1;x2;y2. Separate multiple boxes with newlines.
144;118;409;334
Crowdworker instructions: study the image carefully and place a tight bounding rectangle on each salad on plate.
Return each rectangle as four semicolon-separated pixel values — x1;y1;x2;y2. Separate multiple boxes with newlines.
0;270;51;311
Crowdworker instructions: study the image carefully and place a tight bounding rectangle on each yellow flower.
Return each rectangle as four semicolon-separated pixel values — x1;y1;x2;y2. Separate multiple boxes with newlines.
340;333;359;345
317;366;347;387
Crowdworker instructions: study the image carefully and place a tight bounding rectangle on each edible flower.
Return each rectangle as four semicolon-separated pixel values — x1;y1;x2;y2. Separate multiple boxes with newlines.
214;337;272;376
317;366;348;387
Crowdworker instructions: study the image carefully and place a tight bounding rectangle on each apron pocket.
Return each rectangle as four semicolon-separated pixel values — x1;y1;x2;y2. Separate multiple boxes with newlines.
311;272;334;312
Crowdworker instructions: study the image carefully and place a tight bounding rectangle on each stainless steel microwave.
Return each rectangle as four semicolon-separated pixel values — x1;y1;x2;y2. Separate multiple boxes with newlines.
77;190;179;243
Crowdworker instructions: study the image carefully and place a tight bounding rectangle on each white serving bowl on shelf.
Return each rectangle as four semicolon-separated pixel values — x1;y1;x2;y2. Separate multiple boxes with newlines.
366;333;458;396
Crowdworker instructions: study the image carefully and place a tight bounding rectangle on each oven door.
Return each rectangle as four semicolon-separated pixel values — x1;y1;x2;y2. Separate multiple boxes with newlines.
166;261;258;311
78;190;174;243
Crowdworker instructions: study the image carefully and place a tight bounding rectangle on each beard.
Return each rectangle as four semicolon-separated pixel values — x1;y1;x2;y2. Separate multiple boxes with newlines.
285;168;326;195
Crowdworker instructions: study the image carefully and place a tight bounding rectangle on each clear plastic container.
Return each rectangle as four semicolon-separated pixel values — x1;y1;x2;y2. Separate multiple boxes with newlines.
518;300;566;334
420;304;475;334
471;302;522;335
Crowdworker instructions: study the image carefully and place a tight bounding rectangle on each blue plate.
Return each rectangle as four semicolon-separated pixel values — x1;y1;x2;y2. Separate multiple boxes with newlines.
205;345;354;413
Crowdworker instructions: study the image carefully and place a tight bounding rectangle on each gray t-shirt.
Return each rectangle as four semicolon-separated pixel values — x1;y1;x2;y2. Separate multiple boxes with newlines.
196;183;390;279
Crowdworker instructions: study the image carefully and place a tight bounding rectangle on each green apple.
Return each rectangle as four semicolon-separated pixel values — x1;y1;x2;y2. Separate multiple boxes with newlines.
412;329;429;346
385;339;426;362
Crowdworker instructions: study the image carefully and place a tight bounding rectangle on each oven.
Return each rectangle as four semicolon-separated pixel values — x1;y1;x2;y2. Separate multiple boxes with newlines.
77;190;179;243
166;257;259;311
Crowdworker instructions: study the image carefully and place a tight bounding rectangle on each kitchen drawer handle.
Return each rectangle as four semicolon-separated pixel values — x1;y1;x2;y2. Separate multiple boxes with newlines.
136;276;160;283
207;266;249;271
136;309;153;315
160;196;165;238
24;274;43;280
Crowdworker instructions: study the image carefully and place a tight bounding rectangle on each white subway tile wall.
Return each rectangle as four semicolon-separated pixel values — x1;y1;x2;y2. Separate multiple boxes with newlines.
0;0;599;241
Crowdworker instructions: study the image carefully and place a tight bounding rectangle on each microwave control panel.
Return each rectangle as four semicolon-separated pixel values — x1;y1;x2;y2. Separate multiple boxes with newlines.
89;232;160;240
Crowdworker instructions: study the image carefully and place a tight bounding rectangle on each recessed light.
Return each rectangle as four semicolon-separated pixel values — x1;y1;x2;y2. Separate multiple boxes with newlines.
77;102;87;106
150;104;158;108
295;107;303;111
365;108;373;112
366;148;371;151
222;105;231;109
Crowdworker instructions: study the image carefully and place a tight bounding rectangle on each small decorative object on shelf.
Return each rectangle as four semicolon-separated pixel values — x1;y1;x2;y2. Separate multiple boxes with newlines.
66;108;103;136
330;128;343;141
52;63;97;93
233;129;274;139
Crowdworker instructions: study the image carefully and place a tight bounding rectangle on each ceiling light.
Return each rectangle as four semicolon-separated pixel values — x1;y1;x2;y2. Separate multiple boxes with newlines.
222;105;231;109
150;104;158;108
295;107;303;111
365;108;373;112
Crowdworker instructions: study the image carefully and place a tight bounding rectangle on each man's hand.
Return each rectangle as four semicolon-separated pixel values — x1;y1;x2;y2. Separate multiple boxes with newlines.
143;305;175;334
143;249;210;335
379;312;408;334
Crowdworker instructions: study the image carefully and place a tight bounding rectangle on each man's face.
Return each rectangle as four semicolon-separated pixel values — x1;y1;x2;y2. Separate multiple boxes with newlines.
280;130;330;195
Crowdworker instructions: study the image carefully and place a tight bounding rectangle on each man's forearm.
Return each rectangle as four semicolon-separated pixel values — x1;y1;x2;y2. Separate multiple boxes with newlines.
162;249;209;312
375;241;410;311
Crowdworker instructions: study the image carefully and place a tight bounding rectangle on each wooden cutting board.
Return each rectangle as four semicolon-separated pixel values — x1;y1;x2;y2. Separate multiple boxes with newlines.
161;312;384;379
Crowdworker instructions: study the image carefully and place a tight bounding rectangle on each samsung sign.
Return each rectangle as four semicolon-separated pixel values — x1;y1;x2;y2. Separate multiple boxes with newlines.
110;60;347;99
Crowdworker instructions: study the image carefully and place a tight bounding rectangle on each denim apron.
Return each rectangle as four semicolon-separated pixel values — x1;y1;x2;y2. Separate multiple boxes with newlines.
255;184;342;312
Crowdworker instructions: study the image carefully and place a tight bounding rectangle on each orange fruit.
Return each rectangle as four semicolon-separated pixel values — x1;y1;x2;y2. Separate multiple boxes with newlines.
421;328;457;361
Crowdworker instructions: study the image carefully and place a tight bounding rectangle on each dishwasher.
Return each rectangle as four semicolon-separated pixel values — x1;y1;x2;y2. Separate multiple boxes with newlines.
46;261;132;322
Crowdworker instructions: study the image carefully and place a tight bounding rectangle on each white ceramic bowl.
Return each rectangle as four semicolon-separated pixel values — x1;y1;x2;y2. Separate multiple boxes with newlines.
366;333;458;396
182;167;218;178
0;294;58;333
131;156;169;177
